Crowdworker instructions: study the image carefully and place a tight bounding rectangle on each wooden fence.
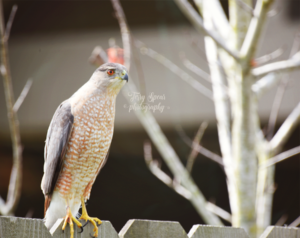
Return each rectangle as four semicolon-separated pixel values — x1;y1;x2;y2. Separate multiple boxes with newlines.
0;216;299;238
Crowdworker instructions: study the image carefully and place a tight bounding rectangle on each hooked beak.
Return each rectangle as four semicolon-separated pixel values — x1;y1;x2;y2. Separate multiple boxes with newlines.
121;70;129;82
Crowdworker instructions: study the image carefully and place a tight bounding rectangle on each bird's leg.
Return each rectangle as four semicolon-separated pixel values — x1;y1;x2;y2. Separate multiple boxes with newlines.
62;206;83;238
79;196;102;237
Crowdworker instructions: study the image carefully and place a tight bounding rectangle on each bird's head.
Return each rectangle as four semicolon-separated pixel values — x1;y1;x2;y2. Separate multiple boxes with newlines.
91;62;128;95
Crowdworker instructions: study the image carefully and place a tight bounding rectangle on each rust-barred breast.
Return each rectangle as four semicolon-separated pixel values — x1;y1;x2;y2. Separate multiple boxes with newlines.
55;94;115;200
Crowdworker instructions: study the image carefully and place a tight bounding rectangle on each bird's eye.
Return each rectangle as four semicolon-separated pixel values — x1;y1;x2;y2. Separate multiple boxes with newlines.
107;69;115;76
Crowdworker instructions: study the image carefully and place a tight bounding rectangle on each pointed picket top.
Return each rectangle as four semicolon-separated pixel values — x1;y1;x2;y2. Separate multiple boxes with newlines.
188;224;249;238
119;219;188;238
259;226;300;238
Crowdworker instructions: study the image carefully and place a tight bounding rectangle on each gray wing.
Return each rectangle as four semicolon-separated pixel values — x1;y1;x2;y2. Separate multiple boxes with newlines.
41;100;74;196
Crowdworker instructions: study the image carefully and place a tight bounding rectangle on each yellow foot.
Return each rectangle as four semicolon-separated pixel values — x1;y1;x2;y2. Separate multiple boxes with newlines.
62;207;83;238
79;197;102;237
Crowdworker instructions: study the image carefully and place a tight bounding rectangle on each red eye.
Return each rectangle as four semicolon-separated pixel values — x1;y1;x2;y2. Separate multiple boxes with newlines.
107;69;115;76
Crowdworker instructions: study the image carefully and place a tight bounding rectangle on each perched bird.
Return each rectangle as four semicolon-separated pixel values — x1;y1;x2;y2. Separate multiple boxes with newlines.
41;63;128;238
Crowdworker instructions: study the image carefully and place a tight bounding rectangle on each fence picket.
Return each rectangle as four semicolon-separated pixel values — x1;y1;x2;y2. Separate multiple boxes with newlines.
188;224;249;238
119;219;188;238
0;216;118;238
259;226;300;238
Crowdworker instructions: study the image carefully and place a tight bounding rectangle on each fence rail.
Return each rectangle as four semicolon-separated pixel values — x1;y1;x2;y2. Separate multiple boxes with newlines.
0;216;299;238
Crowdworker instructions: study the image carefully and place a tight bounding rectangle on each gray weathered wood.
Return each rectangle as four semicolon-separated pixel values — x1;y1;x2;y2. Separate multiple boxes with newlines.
0;216;55;238
119;219;188;238
1;216;299;238
188;224;249;238
0;216;119;238
259;226;300;238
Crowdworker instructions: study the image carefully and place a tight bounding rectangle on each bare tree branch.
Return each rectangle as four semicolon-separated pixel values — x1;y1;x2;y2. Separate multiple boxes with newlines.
111;0;130;71
88;46;108;66
176;125;224;166
144;141;231;223
252;52;300;76
13;79;33;112
266;77;289;140
240;0;274;61
252;72;280;97
186;121;208;173
260;146;300;168
289;216;300;227
194;0;232;40
236;0;255;16
255;47;284;66
202;6;238;226
205;202;232;223
266;31;300;140
110;0;223;226
0;1;22;216
4;5;17;41
135;40;213;100
270;101;300;153
182;57;211;83
144;141;192;200
275;214;288;226
173;0;240;60
132;38;146;98
181;54;231;94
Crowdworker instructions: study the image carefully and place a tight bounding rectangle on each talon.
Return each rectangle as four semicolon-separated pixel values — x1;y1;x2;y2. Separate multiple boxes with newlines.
62;207;83;238
78;226;84;233
79;197;102;237
83;220;89;228
89;232;96;238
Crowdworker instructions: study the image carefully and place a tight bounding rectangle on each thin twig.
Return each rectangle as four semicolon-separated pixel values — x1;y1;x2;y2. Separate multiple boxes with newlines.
205;202;232;223
4;5;17;41
266;77;288;140
181;57;211;83
176;125;224;166
181;56;231;96
240;0;274;61
252;72;280;98
186;122;208;173
184;31;208;62
289;216;300;227
13;79;33;112
236;0;255;16
144;141;192;199
0;1;22;215
135;40;213;100
144;141;231;223
88;46;108;66
111;0;131;71
255;47;284;66
275;214;288;226
252;51;300;76
266;31;300;140
132;37;146;99
173;0;240;60
270;101;300;153
260;146;300;168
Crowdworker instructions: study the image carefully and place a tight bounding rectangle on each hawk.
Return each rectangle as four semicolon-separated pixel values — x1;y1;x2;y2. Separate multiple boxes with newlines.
41;63;128;238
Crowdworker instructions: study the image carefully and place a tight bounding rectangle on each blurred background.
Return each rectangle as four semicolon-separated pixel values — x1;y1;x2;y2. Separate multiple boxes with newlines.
0;0;299;233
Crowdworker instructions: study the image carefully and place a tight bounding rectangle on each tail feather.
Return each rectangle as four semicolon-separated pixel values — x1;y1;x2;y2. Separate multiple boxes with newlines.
44;191;81;230
44;194;52;217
